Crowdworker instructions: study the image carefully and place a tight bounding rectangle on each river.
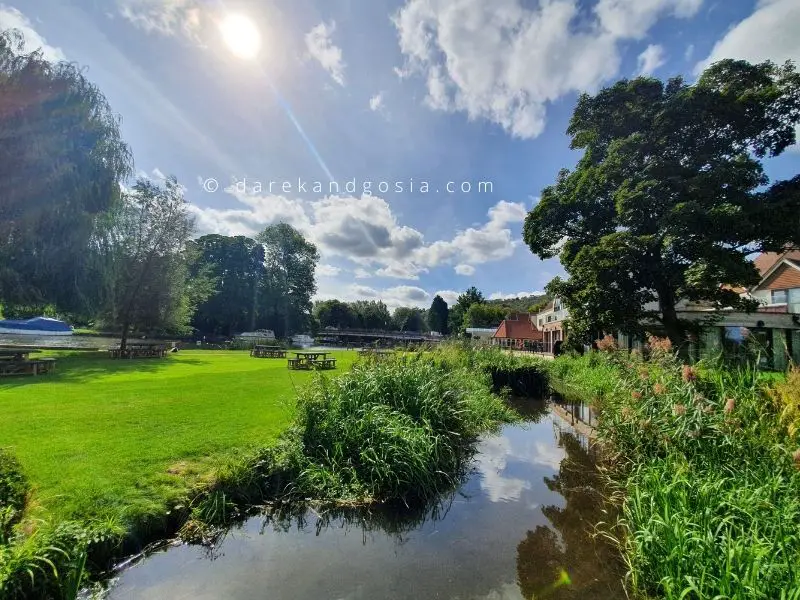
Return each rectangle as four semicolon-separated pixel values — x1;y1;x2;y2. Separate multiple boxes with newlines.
107;400;622;600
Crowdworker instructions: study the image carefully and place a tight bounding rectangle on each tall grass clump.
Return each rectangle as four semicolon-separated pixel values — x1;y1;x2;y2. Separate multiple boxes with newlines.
579;345;800;599
288;353;518;503
1;448;125;599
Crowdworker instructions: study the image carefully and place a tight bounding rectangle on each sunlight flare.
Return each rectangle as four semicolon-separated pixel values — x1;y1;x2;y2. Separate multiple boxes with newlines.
219;13;261;60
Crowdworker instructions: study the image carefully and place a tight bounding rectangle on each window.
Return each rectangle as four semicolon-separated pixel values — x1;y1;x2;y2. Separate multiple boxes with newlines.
789;288;800;314
772;289;788;304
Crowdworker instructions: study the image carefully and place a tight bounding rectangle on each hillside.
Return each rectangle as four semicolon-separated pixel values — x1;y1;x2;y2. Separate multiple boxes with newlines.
485;295;548;315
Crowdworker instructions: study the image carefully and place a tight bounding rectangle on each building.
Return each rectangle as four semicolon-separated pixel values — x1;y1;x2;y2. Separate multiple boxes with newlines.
492;313;543;349
465;328;497;343
747;249;800;313
533;250;800;368
534;299;567;354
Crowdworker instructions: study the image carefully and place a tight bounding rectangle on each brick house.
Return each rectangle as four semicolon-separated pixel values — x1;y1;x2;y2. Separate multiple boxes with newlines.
492;312;543;349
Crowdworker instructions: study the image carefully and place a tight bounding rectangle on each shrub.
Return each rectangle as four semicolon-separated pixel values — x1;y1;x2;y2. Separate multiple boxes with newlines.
768;365;800;440
0;449;27;542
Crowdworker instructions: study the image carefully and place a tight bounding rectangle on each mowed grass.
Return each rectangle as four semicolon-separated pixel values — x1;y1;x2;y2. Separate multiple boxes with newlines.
0;350;356;524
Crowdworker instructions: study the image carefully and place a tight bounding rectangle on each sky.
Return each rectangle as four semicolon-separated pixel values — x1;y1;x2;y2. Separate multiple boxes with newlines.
5;0;800;310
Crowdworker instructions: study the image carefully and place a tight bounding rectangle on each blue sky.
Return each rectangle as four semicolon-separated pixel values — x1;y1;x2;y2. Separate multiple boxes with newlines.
6;0;799;309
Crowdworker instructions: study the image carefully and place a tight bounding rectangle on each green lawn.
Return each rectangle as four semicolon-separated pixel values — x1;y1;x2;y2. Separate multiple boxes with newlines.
0;350;356;524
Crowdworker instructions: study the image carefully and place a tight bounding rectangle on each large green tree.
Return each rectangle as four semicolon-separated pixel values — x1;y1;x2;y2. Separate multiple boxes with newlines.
98;176;211;351
427;295;449;335
314;299;358;330
393;307;426;332
190;235;265;336
256;223;319;337
524;59;800;346
351;300;393;330
0;29;132;316
448;287;486;334
463;303;507;329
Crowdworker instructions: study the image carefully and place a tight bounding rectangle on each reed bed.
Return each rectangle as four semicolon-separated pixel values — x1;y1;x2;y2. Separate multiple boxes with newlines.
549;347;800;599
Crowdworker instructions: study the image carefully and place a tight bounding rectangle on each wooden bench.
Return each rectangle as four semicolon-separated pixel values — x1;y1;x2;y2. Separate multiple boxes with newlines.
0;358;56;377
109;345;169;359
287;358;311;370
251;346;287;358
312;358;336;370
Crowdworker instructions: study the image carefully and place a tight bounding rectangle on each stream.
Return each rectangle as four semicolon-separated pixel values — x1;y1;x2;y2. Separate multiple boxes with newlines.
108;401;623;600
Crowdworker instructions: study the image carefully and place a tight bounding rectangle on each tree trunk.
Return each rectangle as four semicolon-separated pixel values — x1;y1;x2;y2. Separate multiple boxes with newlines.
656;284;683;347
120;320;130;354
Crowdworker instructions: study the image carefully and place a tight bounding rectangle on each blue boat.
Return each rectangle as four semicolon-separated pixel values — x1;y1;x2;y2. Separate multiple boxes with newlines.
0;317;74;336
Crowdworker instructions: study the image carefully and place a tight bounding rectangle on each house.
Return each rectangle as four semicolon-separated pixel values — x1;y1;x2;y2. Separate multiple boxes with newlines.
534;299;567;354
492;313;543;349
747;249;800;314
533;250;800;368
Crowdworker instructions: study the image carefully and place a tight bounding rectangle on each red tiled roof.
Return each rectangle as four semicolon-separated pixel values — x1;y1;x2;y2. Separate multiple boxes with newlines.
493;319;543;340
754;250;800;277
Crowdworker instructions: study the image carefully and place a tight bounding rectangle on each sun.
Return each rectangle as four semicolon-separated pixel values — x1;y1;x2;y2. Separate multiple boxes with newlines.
220;13;261;60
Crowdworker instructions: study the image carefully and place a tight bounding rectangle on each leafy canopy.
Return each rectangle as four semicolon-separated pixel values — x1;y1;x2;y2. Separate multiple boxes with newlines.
524;59;800;344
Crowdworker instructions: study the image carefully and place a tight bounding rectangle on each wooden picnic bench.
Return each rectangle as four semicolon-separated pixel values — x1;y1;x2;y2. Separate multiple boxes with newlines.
287;351;336;371
0;354;56;377
109;342;170;359
251;345;287;358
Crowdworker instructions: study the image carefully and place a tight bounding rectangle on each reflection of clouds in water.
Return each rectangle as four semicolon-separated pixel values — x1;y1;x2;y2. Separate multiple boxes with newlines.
476;426;567;503
529;441;564;470
472;582;526;600
478;435;531;502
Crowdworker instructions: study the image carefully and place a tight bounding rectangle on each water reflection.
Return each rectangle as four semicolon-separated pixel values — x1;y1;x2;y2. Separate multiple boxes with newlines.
109;406;624;600
516;428;623;599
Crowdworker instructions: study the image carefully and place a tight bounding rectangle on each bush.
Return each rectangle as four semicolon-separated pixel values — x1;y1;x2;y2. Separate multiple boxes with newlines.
0;449;27;542
768;365;800;440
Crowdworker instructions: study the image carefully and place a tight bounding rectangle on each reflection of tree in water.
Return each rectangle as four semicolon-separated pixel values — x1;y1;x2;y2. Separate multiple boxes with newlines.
517;429;624;599
256;447;477;545
506;397;549;423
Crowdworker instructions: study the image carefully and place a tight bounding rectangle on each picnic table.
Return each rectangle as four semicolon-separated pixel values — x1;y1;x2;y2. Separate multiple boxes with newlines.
109;342;171;359
251;345;287;358
287;351;336;371
0;349;56;377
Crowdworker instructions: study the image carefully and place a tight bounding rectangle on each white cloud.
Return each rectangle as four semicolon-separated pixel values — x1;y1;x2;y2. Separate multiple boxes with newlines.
189;191;527;281
684;43;695;62
376;264;427;280
305;21;346;86
393;0;703;139
697;0;800;150
317;264;341;277
455;264;476;276
594;0;702;39
315;283;432;309
488;291;545;300
369;92;385;111
637;44;666;75
0;6;66;62
116;0;204;39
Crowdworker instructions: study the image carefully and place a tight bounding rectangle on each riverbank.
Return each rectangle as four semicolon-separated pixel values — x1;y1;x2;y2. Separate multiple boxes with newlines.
541;348;800;599
0;347;526;598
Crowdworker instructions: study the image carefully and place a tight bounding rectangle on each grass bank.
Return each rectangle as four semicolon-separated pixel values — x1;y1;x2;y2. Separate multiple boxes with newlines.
0;346;521;598
543;348;800;599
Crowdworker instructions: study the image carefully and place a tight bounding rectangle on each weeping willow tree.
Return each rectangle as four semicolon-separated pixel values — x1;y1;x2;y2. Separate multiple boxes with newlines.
0;29;132;318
